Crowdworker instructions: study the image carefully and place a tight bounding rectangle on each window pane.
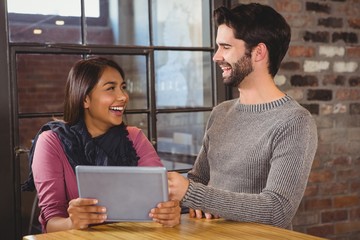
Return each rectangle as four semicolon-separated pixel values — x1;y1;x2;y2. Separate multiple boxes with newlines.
124;113;149;137
8;0;82;43
88;54;148;110
16;54;82;114
84;0;112;44
155;51;213;108
151;0;210;47
157;111;210;170
86;0;150;46
8;0;98;17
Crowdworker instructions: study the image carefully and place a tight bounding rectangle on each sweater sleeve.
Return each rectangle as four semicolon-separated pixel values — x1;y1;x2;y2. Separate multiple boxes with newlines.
187;134;210;185
32;130;77;232
181;114;318;229
127;126;163;167
187;111;215;185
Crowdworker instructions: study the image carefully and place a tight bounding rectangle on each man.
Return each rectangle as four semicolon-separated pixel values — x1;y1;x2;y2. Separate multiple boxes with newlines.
168;3;318;229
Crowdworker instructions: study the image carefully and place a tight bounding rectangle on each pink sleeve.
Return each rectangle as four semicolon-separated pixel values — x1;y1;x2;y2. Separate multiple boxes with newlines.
127;126;163;167
32;130;78;232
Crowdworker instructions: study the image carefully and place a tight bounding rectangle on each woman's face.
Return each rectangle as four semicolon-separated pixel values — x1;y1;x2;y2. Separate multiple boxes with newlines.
83;66;129;137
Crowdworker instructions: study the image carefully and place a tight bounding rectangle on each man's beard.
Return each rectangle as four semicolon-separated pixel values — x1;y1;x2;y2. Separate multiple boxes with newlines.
223;55;253;87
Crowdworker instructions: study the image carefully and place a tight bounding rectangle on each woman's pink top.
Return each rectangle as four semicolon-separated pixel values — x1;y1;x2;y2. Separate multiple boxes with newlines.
32;126;163;231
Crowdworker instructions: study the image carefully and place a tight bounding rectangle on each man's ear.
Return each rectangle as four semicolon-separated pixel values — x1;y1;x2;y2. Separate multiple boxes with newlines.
253;43;268;62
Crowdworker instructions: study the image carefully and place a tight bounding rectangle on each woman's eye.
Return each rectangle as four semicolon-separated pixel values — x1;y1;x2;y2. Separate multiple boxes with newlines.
107;86;115;91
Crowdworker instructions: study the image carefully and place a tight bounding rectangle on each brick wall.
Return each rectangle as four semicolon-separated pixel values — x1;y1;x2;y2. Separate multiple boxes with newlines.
234;0;360;239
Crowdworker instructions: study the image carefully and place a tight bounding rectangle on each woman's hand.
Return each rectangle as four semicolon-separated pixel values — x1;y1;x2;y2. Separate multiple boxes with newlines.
67;198;107;230
149;200;181;227
46;198;107;232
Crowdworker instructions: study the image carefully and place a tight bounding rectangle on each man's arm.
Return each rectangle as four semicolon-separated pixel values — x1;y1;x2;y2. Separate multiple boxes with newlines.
168;114;318;229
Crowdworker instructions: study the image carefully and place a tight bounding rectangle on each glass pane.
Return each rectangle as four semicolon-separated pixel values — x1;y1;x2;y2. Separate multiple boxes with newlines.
87;54;148;110
85;0;150;46
155;51;212;108
8;0;82;43
19;117;56;155
8;0;98;16
157;111;210;170
124;113;149;137
16;54;82;114
151;0;210;47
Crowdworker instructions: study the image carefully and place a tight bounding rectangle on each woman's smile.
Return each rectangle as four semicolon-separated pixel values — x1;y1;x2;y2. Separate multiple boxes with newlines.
109;105;125;116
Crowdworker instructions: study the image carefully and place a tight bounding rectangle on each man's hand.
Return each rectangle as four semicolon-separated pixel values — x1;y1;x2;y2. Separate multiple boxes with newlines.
189;208;219;219
167;172;190;201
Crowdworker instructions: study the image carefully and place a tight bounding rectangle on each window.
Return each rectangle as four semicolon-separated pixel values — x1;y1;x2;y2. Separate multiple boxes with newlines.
8;0;220;236
8;0;100;17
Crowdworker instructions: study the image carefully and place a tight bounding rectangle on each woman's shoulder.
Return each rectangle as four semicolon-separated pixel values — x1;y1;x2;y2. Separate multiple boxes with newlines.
126;125;141;133
39;129;58;138
38;129;61;143
36;130;64;153
126;126;143;141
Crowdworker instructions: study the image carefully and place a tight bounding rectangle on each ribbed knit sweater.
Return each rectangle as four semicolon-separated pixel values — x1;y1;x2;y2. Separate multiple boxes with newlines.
181;95;318;229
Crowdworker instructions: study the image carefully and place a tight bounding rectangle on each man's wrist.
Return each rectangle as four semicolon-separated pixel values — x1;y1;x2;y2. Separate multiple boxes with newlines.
180;179;193;204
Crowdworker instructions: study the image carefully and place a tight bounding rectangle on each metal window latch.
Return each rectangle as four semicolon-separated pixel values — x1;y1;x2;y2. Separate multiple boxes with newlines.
14;147;30;157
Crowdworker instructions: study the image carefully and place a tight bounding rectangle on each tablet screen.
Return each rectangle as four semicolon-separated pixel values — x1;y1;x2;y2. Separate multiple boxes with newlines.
76;165;168;222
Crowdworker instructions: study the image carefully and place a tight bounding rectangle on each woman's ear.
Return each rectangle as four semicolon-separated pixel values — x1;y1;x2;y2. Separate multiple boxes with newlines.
253;43;268;62
83;95;90;109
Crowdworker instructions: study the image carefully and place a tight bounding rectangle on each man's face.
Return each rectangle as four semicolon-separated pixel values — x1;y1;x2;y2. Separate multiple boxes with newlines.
213;24;253;87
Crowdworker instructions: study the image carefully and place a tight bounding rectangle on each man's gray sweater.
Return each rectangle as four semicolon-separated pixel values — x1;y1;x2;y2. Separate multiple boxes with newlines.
181;95;318;229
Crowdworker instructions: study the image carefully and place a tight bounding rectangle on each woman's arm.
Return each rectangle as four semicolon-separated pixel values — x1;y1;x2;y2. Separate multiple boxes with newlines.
127;126;181;226
32;130;71;231
127;126;163;166
47;198;106;232
32;131;106;232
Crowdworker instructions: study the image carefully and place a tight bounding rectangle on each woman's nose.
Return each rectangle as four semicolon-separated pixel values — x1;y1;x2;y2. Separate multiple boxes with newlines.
117;89;128;101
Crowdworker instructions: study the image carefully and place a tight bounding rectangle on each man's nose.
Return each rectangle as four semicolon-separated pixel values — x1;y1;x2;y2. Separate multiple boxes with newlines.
212;49;223;62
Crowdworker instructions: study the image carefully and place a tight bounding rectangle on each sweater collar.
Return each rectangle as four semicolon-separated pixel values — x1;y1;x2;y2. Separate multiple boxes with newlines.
235;94;292;113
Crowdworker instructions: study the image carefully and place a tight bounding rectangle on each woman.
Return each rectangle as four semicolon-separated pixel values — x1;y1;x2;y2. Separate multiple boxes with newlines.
23;57;181;232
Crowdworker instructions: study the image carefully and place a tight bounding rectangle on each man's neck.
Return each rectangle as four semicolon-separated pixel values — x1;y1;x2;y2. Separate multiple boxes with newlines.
237;75;285;105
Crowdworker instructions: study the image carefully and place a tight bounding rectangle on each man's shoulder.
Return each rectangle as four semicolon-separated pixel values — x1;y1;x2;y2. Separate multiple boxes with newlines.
276;99;317;131
282;98;313;118
213;99;238;111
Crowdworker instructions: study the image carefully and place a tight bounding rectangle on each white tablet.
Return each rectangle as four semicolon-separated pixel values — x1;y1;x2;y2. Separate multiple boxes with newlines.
75;165;169;222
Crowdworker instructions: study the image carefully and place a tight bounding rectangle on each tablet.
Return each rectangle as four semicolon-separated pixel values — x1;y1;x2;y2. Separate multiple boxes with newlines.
75;165;169;222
